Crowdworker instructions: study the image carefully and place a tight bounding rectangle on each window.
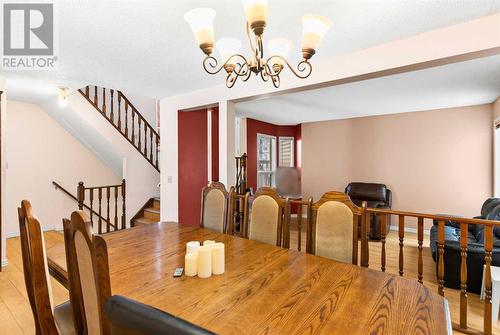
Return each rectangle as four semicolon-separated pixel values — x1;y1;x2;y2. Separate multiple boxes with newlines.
257;134;277;188
279;137;294;167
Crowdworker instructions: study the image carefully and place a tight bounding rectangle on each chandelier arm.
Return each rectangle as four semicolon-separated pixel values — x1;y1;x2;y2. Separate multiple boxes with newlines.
260;65;271;82
246;22;258;59
203;55;251;76
271;74;280;88
226;71;238;88
264;56;313;79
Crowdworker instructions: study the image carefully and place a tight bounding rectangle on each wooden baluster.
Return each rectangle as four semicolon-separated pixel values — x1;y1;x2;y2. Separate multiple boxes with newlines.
110;89;114;125
121;179;126;230
77;181;84;210
124;101;129;137
484;224;493;335
85;85;89;97
106;187;110;233
114;186;118;231
155;136;159;168
138;118;142;151
380;214;387;272
143;123;148;156
459;222;468;330
102;88;106;115
360;202;368;267
94;86;98;106
98;188;103;235
418;217;424;283
297;201;303;251
89;189;94;225
150;130;153;162
437;219;445;296
132;111;136;145
117;92;122;131
398;215;404;276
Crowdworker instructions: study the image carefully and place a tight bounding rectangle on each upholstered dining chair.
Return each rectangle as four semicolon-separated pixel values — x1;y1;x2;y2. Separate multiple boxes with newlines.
18;200;75;335
308;192;361;264
227;188;250;236
104;295;216;335
200;181;229;232
63;210;111;335
247;187;290;247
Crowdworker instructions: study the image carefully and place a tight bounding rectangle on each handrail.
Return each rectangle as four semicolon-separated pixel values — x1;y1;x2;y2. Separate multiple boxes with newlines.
361;204;497;335
52;181;114;229
78;85;160;172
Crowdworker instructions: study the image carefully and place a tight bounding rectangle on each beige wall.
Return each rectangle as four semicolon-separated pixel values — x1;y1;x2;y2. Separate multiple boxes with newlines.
302;104;493;228
5;101;121;241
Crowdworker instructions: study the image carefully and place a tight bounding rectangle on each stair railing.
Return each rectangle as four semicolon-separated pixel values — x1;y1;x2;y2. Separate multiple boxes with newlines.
77;180;126;234
78;85;160;172
356;205;500;335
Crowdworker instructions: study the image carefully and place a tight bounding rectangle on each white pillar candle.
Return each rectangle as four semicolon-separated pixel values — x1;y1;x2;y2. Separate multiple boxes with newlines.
186;241;200;254
197;246;212;278
211;242;225;275
203;240;216;247
185;253;198;277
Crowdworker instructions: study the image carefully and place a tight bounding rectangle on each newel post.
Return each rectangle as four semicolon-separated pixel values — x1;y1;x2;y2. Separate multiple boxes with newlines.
360;201;369;268
77;181;85;210
121;179;126;229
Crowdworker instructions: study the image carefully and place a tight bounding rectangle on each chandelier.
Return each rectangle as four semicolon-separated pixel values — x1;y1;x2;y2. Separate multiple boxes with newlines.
184;0;331;88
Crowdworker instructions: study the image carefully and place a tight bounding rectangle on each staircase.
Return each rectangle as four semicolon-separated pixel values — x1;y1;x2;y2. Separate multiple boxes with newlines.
131;197;160;226
75;84;161;227
78;85;160;172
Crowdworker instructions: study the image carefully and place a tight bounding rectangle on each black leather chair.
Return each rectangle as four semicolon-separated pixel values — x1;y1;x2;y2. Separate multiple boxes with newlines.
429;198;500;294
345;182;392;240
104;295;217;335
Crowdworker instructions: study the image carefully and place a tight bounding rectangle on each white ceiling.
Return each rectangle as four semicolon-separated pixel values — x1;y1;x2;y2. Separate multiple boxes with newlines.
1;0;499;101
235;55;500;125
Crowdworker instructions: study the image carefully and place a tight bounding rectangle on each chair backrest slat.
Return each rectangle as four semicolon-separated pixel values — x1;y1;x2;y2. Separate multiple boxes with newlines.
248;187;290;247
309;192;360;264
64;210;111;335
18;200;59;334
200;182;229;233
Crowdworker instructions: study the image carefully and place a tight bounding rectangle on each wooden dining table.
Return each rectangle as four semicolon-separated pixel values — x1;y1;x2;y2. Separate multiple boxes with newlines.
46;222;451;335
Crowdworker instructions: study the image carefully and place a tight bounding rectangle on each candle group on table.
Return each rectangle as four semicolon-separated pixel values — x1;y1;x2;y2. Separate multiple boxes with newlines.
184;240;225;278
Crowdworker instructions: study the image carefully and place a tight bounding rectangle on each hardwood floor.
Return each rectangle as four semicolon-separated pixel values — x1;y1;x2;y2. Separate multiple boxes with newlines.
0;227;497;334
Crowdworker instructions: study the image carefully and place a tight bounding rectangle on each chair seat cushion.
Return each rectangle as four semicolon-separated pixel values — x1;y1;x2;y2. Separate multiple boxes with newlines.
54;300;75;335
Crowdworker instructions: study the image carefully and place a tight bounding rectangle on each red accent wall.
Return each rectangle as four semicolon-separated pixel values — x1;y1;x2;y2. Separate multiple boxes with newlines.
246;118;301;191
178;109;208;226
211;108;219;181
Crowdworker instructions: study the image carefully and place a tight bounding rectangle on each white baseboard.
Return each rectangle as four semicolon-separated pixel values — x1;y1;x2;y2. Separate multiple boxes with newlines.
1;259;8;267
390;225;430;235
5;225;55;239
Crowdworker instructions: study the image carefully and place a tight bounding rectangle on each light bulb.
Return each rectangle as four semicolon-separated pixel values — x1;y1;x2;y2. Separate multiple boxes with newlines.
216;38;241;66
58;87;68;106
242;0;268;26
184;8;216;52
268;38;292;66
301;15;331;55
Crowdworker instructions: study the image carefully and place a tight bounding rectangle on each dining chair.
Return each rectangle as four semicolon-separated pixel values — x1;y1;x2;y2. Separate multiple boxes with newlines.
104;295;216;335
18;200;75;335
63;210;111;335
200;181;229;232
227;188;249;236
308;191;361;264
247;187;290;247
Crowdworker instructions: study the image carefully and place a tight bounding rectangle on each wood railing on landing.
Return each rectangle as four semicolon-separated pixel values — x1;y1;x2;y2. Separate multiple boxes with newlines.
78;85;160;172
359;206;500;335
77;180;126;234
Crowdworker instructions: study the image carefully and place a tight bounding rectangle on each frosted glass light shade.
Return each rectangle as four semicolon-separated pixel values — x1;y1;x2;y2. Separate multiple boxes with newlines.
216;38;242;65
184;8;216;46
268;38;292;66
242;0;268;25
301;15;331;51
